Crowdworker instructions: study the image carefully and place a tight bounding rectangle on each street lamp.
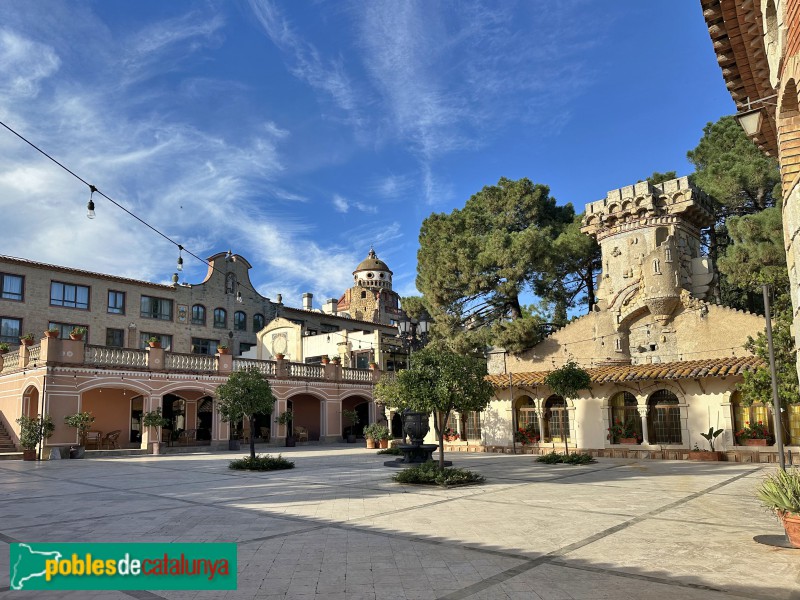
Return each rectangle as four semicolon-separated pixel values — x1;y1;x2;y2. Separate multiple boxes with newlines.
733;95;777;136
396;311;431;362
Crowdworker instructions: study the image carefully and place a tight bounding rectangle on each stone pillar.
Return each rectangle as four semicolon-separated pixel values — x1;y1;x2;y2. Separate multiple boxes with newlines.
536;399;546;444
217;353;233;375
142;395;162;449
147;347;165;371
638;405;650;445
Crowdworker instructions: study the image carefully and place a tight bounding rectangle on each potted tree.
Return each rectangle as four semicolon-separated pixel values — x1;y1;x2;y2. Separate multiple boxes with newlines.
341;409;359;443
363;423;378;449
16;414;54;460
63;411;95;458
757;467;800;548
544;361;592;456
276;410;294;447
19;333;35;347
688;427;725;461
376;424;391;449
69;326;87;341
216;367;277;457
44;326;60;339
142;408;170;455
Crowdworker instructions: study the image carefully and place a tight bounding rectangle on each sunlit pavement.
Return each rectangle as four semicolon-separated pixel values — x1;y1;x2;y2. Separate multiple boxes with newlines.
0;446;796;599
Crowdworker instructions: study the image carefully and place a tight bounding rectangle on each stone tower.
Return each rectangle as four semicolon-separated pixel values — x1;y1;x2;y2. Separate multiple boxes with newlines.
580;177;716;364
333;248;401;324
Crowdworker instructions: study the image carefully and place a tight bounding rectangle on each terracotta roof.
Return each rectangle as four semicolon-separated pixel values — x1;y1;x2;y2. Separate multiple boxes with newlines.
487;356;765;388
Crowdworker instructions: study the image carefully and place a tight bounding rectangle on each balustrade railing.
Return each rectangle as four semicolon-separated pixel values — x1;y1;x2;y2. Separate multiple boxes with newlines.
27;344;41;362
342;367;373;382
85;345;148;368
233;358;276;376
165;352;217;372
0;350;20;373
288;363;324;379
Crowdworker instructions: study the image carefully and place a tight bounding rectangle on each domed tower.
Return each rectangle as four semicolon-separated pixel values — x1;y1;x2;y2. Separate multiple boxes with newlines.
332;248;401;324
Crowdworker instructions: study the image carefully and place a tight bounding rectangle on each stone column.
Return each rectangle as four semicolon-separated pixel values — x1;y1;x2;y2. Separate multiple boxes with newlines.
536;399;546;446
638;405;650;445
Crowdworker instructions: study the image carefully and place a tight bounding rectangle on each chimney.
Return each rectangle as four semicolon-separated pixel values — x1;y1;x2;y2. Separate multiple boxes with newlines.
330;298;338;315
303;292;313;311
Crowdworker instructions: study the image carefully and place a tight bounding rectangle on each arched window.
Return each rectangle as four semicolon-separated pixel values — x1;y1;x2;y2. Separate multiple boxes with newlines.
191;304;206;326
234;311;246;331
253;313;265;332
647;389;682;444
608;391;640;443
544;395;569;442
213;308;227;329
515;396;540;443
655;226;669;247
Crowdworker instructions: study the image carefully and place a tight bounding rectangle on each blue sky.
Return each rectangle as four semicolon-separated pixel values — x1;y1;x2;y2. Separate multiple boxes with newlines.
0;1;733;309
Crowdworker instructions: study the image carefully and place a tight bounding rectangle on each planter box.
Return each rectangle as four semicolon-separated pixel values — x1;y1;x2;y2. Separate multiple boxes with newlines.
688;450;724;461
743;439;768;446
618;438;639;445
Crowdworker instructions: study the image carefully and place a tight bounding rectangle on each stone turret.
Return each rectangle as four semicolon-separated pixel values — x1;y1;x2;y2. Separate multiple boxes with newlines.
580;177;716;364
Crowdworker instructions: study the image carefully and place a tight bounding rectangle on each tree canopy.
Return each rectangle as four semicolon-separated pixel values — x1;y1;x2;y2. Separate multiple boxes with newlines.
216;367;277;458
374;346;494;468
416;177;582;354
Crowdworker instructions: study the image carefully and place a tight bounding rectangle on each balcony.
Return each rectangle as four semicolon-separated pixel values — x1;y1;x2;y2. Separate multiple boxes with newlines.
0;338;380;384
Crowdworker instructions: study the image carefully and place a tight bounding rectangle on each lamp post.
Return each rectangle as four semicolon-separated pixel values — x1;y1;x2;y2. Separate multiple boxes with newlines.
396;311;431;365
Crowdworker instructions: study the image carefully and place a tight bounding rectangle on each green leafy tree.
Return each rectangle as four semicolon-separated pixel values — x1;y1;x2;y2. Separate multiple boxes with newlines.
738;297;799;417
216;367;277;459
644;171;678;185
16;414;54;451
399;296;429;320
378;347;494;469
417;177;574;354
543;361;592;455
687;116;781;305
64;411;95;444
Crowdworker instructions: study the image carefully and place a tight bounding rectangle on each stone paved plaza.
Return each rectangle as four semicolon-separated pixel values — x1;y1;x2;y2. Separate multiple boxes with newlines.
0;447;798;600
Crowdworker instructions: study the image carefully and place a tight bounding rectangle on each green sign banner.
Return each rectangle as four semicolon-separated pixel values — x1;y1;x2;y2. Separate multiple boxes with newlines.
9;543;237;590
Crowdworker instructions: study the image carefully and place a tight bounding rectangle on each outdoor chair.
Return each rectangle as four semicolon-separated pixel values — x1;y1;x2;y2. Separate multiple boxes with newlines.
101;430;121;449
259;427;270;441
294;426;309;442
84;431;102;450
178;429;198;445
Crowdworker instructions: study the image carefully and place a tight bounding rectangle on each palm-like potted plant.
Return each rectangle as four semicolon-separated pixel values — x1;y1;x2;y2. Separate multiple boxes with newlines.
688;427;725;461
757;467;800;548
276;410;294;447
16;414;54;460
341;408;359;443
142;408;170;455
63;411;95;458
69;326;87;341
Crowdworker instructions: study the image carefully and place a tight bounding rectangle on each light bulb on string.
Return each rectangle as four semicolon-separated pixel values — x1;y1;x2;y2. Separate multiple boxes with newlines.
177;245;184;271
87;185;97;219
236;283;243;303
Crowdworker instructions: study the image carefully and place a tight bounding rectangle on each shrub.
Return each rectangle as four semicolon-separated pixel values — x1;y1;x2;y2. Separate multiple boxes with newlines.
536;451;596;465
377;446;403;455
392;461;484;486
229;454;295;471
757;467;800;515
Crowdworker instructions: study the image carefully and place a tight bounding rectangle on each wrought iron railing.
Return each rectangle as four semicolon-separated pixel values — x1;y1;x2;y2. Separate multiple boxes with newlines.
85;345;148;368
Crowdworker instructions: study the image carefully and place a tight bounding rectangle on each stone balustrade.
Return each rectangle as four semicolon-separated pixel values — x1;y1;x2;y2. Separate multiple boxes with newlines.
0;336;381;384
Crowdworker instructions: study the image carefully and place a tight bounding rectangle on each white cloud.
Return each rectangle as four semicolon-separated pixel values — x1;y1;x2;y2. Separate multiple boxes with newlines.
0;29;60;99
333;194;349;213
371;173;414;200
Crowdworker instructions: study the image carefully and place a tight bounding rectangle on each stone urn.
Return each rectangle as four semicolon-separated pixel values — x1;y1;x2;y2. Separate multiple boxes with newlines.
402;412;430;445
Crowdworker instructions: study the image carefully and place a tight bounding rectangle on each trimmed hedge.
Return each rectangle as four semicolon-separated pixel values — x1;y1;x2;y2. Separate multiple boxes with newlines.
536;451;596;465
392;461;484;486
377;447;403;455
229;454;295;471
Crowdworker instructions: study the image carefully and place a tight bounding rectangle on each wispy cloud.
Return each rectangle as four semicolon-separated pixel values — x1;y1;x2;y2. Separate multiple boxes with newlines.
248;0;361;121
332;194;349;212
0;29;60;99
371;173;415;200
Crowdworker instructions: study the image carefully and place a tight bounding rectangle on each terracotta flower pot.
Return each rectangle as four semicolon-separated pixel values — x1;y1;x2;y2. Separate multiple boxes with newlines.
20;338;34;347
366;438;376;449
379;439;389;449
743;438;768;446
218;347;230;355
275;353;285;360
781;512;800;548
69;334;83;341
148;341;161;349
45;331;59;339
22;449;37;461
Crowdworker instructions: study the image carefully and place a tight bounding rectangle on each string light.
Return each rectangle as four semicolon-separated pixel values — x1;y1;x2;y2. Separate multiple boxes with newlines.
177;245;184;272
86;185;97;219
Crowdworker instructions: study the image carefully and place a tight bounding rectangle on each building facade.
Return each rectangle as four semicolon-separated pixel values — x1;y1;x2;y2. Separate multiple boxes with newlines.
448;177;794;461
701;0;800;380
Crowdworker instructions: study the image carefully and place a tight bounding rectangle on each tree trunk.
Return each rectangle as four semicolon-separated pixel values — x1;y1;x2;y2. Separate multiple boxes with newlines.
707;225;722;304
436;410;447;470
584;265;596;313
249;415;256;459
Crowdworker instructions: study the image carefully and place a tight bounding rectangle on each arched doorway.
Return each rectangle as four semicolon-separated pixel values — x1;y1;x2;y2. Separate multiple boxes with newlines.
544;395;568;442
342;395;370;438
22;385;39;419
647;389;682;444
287;394;321;441
197;397;214;441
515;395;539;438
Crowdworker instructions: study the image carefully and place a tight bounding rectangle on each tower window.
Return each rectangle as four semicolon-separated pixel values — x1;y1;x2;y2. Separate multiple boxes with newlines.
361;291;367;298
